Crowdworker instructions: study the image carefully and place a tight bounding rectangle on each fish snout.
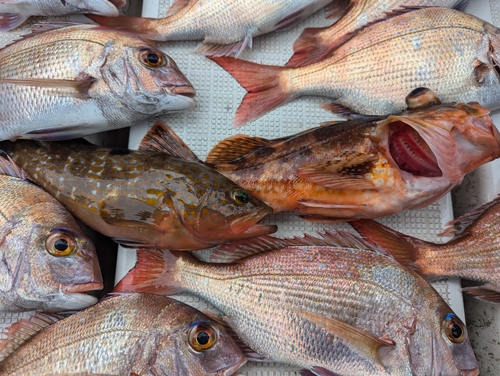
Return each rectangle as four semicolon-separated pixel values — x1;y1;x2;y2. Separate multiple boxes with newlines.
64;281;104;293
170;85;197;99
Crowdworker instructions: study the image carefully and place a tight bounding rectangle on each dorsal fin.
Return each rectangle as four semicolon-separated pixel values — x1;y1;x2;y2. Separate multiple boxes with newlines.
0;154;26;179
166;0;194;17
138;121;199;162
0;312;65;361
209;229;390;263
205;134;271;164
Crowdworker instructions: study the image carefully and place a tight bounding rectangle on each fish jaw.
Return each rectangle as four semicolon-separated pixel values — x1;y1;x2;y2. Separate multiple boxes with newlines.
228;206;276;236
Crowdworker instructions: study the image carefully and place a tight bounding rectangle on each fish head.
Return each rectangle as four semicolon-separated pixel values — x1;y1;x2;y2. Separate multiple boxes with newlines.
21;202;103;311
99;37;196;115
157;306;246;375
63;0;123;16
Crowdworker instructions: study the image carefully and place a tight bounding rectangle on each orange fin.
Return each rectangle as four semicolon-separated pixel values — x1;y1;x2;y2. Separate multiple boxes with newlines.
440;195;500;237
461;285;500;303
87;14;157;37
209;57;289;127
0;312;65;361
113;249;190;295
138;120;199;162
0;12;29;31
205;134;270;164
324;0;351;19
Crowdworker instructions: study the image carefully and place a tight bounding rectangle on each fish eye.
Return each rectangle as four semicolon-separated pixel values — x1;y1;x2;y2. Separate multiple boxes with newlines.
188;322;217;351
444;313;466;343
231;189;250;205
139;50;167;68
46;232;77;257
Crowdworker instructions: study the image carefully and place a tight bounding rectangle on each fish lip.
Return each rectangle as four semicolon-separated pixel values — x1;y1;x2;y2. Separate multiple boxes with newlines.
228;206;275;235
460;368;480;376
170;85;196;98
63;282;104;293
216;356;247;376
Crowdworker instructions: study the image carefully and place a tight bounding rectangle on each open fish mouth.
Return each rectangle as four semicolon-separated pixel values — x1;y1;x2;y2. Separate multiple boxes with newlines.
229;207;276;236
63;282;104;293
170;85;197;98
217;356;247;375
388;120;442;177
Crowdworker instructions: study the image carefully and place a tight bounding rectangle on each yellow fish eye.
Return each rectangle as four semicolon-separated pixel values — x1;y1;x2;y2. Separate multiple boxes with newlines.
444;313;466;343
46;232;77;257
188;322;218;351
139;50;166;68
231;189;250;205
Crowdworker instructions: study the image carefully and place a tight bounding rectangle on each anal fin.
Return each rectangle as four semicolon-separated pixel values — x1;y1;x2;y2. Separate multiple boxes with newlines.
0;12;29;32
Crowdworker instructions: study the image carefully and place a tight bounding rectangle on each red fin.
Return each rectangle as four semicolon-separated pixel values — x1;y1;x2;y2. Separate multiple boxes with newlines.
197;35;253;58
350;219;426;275
324;0;351;19
138;120;200;162
205;134;270;164
461;286;500;303
321;102;359;117
87;14;157;37
113;249;186;295
209;57;289;127
0;12;29;31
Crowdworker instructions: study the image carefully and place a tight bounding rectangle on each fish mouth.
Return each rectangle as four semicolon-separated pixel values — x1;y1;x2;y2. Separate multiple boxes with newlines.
63;282;104;293
170;85;197;98
229;207;276;236
388;120;442;177
460;368;480;376
217;356;247;376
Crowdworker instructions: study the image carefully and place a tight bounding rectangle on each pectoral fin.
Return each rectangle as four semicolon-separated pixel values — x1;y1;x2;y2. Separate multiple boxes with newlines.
0;75;95;98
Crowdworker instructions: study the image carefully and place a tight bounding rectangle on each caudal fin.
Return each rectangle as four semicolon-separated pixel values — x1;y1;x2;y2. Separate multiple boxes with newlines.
210;57;291;127
113;249;185;295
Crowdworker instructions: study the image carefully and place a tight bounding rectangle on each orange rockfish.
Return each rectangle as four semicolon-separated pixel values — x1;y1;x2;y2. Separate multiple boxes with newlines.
0;134;276;250
286;0;467;67
210;7;500;126
88;0;333;57
114;231;479;375
351;195;500;303
201;89;500;221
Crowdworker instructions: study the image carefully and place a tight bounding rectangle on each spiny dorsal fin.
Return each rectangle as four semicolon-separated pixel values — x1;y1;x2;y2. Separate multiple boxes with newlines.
205;134;271;164
0;154;25;179
0;312;65;361
138;121;199;162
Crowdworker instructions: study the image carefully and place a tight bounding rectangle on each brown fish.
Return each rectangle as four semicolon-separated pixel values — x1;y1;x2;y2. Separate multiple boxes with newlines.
351;195;500;303
114;231;479;375
286;0;467;67
0;293;246;375
210;7;500;126
0;156;102;312
0;133;276;251
200;89;500;221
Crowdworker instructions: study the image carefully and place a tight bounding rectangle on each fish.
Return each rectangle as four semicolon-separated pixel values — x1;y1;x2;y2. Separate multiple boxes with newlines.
210;7;500;126
286;0;468;67
0;132;276;251
0;155;102;312
88;0;333;57
114;231;479;376
0;293;247;375
350;194;500;303
0;0;126;32
200;89;500;221
0;23;196;141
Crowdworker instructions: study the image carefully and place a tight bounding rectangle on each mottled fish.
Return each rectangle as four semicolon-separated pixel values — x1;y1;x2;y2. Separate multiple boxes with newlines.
351;195;500;303
115;231;479;376
0;156;102;312
0;0;126;31
0;293;246;375
210;7;500;126
201;89;500;221
286;0;467;67
0;23;195;141
0;133;276;250
88;0;333;57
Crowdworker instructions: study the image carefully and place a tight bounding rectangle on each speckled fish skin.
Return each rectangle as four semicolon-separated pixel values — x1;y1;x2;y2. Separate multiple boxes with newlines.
115;233;479;376
211;7;500;126
0;174;102;312
0;0;126;31
351;195;500;303
0;24;195;141
89;0;333;57
0;139;275;250
286;0;465;67
205;91;500;221
0;294;246;375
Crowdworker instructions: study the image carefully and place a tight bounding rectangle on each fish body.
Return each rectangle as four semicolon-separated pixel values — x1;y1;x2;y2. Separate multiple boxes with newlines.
211;7;500;126
287;0;466;67
0;294;246;375
0;159;102;312
89;0;333;57
115;232;479;375
203;89;500;221
0;137;276;250
0;0;126;31
0;23;196;141
351;195;500;303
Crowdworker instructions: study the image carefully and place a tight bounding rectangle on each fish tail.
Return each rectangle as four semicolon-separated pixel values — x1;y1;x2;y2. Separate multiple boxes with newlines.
350;220;427;276
113;248;185;295
210;57;291;127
